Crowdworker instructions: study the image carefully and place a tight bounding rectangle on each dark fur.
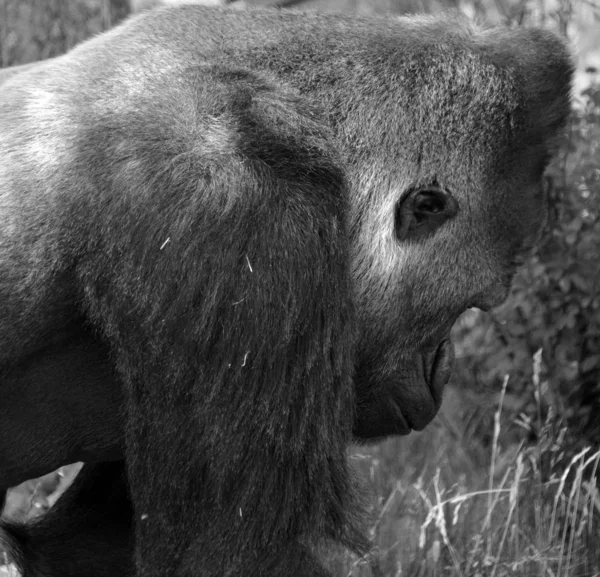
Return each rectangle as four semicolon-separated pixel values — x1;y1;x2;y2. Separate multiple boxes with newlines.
0;7;572;577
1;464;133;577
0;335;122;490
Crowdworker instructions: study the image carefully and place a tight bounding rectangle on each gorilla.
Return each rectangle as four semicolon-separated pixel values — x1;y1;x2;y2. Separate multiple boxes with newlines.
128;0;301;13
0;6;572;577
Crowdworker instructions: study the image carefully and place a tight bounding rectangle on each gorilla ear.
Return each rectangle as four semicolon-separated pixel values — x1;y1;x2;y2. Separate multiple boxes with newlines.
479;27;574;145
395;186;458;242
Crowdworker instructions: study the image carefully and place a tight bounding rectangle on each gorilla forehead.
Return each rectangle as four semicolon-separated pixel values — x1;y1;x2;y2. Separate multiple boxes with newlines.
218;17;543;129
336;55;519;163
195;11;569;206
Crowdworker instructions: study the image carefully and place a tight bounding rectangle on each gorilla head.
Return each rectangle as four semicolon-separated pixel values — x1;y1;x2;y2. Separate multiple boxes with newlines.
233;16;570;439
346;28;566;436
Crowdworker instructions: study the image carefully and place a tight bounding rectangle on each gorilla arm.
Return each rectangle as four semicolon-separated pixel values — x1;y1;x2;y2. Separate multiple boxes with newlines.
1;46;368;574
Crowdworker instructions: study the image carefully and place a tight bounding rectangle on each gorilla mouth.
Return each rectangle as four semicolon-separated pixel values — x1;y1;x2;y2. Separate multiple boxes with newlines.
353;339;455;440
389;338;455;433
400;338;455;431
422;339;454;412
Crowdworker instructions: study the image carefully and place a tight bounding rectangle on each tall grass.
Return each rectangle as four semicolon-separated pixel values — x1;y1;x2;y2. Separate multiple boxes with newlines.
5;358;597;577
326;351;600;576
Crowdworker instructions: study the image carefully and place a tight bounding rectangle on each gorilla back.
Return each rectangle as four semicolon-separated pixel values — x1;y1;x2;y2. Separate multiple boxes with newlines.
0;7;572;577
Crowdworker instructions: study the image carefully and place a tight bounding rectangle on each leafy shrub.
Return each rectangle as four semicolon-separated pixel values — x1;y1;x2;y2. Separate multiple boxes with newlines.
452;83;600;446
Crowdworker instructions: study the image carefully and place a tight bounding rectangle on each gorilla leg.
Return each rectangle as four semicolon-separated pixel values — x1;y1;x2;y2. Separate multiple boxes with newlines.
3;464;333;577
0;335;126;575
0;333;123;491
0;331;124;570
1;462;134;577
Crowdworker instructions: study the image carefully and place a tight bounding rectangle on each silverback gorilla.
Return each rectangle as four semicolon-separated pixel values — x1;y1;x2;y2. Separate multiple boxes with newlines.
0;6;572;577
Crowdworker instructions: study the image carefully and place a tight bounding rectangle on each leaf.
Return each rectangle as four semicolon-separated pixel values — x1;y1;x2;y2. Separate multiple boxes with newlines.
580;355;600;373
559;277;571;293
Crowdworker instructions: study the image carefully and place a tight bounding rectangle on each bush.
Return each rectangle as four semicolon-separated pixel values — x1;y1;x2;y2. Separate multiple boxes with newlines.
452;83;600;447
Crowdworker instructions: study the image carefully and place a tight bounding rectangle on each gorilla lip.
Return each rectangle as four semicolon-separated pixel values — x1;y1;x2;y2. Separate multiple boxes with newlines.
390;340;455;434
388;397;411;434
402;339;454;431
426;339;454;407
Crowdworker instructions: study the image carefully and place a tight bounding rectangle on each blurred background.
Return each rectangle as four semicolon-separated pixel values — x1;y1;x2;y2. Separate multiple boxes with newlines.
0;0;599;575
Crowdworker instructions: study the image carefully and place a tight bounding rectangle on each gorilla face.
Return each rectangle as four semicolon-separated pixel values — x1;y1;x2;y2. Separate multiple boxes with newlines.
351;177;546;440
339;36;561;440
352;168;548;439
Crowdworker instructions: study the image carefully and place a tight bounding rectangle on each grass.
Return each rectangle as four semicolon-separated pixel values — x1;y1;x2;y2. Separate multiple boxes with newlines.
324;353;600;576
4;356;598;577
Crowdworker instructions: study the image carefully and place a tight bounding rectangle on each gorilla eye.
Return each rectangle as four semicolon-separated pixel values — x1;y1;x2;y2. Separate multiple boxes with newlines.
414;190;446;221
395;186;458;242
